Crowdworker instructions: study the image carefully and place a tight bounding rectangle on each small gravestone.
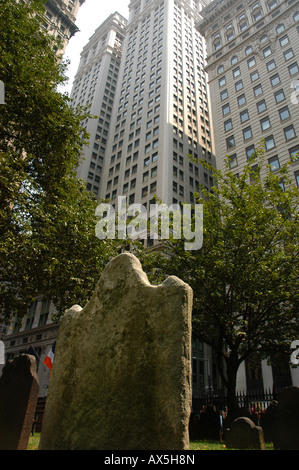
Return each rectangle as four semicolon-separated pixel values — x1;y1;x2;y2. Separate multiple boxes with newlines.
39;253;193;450
260;401;278;442
272;386;299;450
225;417;265;450
0;354;39;450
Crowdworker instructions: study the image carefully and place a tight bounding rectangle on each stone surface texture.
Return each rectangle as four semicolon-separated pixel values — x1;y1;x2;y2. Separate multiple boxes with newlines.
39;253;193;450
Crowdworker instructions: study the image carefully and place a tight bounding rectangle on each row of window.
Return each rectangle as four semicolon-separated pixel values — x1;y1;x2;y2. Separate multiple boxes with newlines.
229;147;299;186
216;12;299;77
213;3;298;52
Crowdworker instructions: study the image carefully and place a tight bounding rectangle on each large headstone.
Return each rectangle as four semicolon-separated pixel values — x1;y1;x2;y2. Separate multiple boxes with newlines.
225;417;265;450
39;253;193;450
0;354;39;450
272;386;299;450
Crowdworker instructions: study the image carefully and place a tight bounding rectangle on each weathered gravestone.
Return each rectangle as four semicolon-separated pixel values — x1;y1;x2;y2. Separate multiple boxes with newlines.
39;253;193;450
0;354;39;450
225;417;265;450
271;386;299;450
260;401;278;442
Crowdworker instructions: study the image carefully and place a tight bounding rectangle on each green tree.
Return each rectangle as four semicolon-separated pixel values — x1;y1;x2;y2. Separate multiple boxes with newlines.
140;145;299;412
0;0;118;321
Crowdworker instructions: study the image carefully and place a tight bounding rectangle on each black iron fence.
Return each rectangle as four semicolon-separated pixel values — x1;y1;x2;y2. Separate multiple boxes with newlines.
192;388;283;414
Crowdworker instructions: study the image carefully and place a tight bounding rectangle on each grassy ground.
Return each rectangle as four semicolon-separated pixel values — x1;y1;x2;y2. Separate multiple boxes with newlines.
27;433;274;450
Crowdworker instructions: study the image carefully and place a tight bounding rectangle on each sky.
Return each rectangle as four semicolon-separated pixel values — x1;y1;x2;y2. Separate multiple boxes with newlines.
61;0;130;94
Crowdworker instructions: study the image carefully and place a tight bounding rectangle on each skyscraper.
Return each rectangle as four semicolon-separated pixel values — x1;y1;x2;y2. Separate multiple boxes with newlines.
70;12;128;195
70;0;216;212
197;0;299;185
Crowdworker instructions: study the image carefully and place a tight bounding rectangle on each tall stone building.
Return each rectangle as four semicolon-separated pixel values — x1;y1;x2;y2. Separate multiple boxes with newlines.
70;12;128;194
98;0;216;211
196;0;299;391
197;0;299;185
70;0;216;211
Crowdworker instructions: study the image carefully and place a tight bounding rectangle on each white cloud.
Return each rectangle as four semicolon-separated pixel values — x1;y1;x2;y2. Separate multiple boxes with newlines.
61;0;129;94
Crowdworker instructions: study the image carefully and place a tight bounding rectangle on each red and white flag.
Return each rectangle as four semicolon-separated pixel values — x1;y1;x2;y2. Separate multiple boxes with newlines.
43;341;56;370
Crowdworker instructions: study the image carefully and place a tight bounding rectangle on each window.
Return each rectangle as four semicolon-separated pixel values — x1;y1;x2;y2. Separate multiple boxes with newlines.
260;116;271;130
246;145;255;159
239;20;248;32
248;57;256;68
224;118;233;131
263;46;272;57
243;126;252;140
253;9;263;21
284;125;296;141
251;70;259;82
240;109;249;122
253;84;263;96
268;155;280;171
288;62;299;76
233;67;241;78
219;76;226;87
257;99;267;113
227;29;234;41
279;106;290;121
259;34;268;43
217;64;224;74
266;59;276;71
274;89;285;103
268;0;278;10
237;94;246;106
231;55;238;65
226;135;235;149
276;24;285;34
214;40;221;51
229;154;238;169
270;73;280;87
293;11;299;22
245;46;253;55
220;89;228;100
235;80;243;91
265;135;275;150
284;48;294;61
289;145;299;163
295;170;299;187
279;35;289;47
222;103;230;116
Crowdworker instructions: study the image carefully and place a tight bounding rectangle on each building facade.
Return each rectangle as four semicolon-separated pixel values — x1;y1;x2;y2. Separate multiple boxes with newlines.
196;0;299;391
70;12;128;194
98;0;216;214
197;0;299;184
69;0;216;213
42;0;86;54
